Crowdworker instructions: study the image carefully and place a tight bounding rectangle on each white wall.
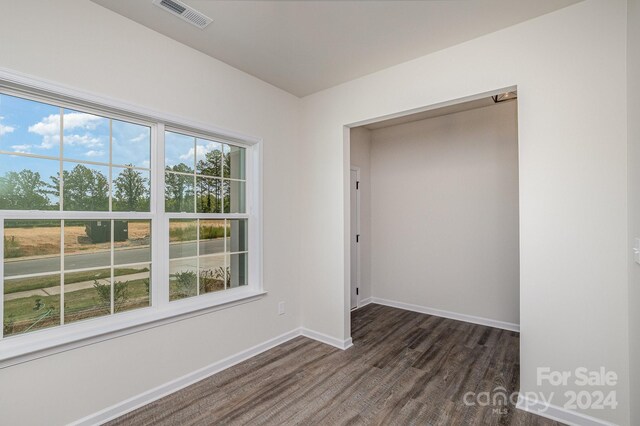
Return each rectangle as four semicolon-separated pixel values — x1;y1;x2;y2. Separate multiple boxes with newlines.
369;102;519;325
349;128;372;302
300;1;629;423
628;0;640;424
0;1;302;425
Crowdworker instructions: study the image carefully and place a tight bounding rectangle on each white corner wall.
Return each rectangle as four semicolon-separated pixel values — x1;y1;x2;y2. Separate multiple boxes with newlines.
300;1;629;424
349;128;372;302
369;102;519;326
628;0;639;424
0;1;302;425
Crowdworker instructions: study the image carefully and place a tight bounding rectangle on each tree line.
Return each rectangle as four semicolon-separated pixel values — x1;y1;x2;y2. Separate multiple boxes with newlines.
165;149;237;213
0;149;238;213
0;164;149;211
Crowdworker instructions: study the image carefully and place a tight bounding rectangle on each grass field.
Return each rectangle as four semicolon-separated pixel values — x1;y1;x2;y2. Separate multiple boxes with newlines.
4;267;150;294
3;277;150;337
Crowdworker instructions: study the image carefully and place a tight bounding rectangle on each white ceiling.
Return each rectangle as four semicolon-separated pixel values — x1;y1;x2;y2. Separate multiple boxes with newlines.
91;0;581;97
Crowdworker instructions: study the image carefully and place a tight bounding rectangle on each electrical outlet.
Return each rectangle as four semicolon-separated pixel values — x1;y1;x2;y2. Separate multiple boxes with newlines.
278;301;285;315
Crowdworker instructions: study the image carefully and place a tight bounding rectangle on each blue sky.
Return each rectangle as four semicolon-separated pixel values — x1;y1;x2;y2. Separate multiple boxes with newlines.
0;93;243;183
0;93;151;180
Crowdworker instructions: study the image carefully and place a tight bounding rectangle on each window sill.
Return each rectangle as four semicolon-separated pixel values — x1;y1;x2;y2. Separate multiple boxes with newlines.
0;288;267;369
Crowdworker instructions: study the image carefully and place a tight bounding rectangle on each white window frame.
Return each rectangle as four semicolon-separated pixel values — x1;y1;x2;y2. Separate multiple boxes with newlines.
0;68;264;368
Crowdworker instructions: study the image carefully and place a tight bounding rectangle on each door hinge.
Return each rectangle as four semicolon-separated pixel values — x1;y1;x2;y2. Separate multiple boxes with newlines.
356;234;360;243
356;287;359;295
356;181;359;190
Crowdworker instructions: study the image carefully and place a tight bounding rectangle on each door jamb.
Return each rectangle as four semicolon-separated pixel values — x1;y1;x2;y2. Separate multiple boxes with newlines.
350;166;361;310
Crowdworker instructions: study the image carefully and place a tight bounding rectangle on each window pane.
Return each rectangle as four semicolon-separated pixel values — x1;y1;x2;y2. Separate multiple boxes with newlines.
223;179;246;213
169;219;197;259
229;253;248;288
223;144;245;180
112;119;150;169
114;220;151;265
62;162;109;211
4;274;61;337
0;154;59;210
196;139;222;178
0;93;61;157
227;219;248;253
64;267;111;324
4;220;62;336
165;131;194;173
199;219;225;255
169;258;197;301
165;172;194;213
196;176;222;213
62;109;109;164
199;255;225;294
114;263;150;313
112;167;150;212
4;220;61;275
64;220;111;270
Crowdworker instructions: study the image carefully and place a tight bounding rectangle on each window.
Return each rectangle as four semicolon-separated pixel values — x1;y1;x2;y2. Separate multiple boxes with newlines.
164;130;249;301
0;80;260;357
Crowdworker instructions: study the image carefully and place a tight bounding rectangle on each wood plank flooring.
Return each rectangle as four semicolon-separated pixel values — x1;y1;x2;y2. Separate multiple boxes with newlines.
108;304;563;425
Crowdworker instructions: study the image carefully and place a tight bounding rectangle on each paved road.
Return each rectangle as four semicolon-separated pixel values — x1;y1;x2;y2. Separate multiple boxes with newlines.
4;238;231;277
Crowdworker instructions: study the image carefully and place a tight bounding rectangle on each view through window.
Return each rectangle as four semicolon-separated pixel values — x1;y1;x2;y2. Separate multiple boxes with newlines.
0;90;251;340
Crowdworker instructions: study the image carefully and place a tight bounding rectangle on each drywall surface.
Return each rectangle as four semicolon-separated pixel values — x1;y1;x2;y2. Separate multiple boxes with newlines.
300;1;629;423
0;1;301;425
628;0;639;423
370;102;519;325
349;128;372;302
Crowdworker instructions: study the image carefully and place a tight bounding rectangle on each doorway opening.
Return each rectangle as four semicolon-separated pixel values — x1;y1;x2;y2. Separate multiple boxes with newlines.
347;88;520;333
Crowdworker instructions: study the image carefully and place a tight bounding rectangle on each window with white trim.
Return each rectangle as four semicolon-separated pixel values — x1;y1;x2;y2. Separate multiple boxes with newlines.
164;130;248;301
0;84;257;348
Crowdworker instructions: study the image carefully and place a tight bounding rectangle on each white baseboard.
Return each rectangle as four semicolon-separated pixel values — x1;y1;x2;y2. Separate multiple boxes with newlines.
301;327;353;350
371;297;520;332
71;327;353;425
516;394;616;426
357;297;372;308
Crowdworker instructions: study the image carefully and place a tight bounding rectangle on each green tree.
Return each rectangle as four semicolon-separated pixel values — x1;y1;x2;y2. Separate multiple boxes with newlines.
196;149;223;213
59;164;109;211
0;170;55;210
113;165;149;211
165;163;194;212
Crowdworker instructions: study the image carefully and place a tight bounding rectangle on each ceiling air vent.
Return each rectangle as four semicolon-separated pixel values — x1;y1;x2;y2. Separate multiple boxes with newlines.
152;0;212;29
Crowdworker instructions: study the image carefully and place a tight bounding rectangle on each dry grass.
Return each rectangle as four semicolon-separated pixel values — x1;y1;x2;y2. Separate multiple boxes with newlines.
4;222;151;257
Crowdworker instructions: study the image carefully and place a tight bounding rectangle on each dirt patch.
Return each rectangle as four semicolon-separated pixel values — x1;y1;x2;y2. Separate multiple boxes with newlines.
4;222;151;258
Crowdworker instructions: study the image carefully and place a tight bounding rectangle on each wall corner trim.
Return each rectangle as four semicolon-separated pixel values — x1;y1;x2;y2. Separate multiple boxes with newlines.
370;297;520;332
516;394;616;426
357;297;373;308
70;327;352;425
301;328;354;350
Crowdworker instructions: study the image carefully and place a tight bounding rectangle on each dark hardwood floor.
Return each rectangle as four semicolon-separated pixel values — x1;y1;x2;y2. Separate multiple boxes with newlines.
108;304;562;425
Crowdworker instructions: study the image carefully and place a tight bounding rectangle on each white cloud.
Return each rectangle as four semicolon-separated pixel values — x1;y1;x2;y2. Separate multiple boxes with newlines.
85;150;105;158
0;123;15;136
29;112;104;136
130;133;147;142
11;144;31;153
28;114;60;136
64;134;103;148
141;160;150;168
38;134;59;150
179;145;209;161
28;112;105;149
